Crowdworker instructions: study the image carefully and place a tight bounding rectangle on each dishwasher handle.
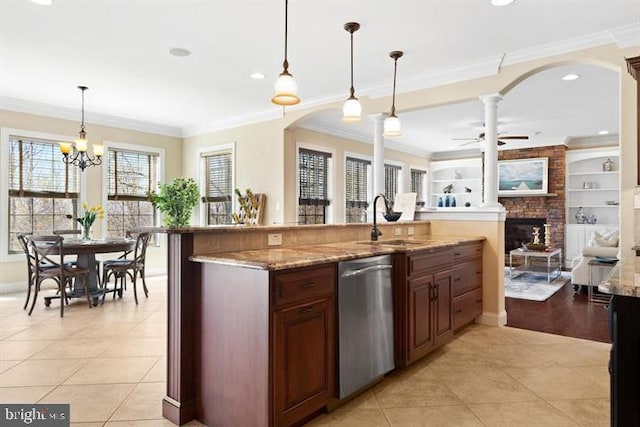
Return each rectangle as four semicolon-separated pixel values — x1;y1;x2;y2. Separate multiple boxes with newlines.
341;264;392;278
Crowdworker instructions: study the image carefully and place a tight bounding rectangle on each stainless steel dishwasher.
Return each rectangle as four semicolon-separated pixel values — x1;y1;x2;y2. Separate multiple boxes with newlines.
338;255;394;399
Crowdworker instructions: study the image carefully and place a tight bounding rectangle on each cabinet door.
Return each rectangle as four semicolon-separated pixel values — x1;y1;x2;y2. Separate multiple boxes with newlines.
274;298;335;426
407;275;434;362
433;271;453;347
565;225;586;266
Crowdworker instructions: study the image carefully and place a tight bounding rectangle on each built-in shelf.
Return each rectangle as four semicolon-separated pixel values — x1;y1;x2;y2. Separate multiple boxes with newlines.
568;171;619;177
430;178;478;183
498;193;558;198
567;204;619;208
566;188;618;192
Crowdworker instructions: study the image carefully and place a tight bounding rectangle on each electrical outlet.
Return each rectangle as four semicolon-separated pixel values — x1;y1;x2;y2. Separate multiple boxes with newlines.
268;233;282;246
394;227;402;236
407;226;415;236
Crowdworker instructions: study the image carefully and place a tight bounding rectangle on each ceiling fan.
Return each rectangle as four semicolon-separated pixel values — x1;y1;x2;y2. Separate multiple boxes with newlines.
452;132;529;147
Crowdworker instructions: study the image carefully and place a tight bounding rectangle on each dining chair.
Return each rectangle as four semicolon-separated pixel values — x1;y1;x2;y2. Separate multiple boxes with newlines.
101;232;151;304
27;235;92;317
16;233;60;311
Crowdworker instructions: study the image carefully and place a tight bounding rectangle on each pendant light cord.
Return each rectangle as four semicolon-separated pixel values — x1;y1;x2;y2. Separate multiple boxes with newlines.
391;57;398;116
80;87;86;133
283;0;289;72
349;30;355;98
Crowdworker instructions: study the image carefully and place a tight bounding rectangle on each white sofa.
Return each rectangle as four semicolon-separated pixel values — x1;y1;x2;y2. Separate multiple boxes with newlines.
571;229;619;288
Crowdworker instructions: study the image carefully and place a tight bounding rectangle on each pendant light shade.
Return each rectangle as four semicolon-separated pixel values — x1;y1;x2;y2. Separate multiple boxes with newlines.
342;22;361;123
383;50;403;138
272;0;300;106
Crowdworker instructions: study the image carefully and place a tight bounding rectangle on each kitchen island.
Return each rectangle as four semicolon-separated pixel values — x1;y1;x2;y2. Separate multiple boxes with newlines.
599;257;640;427
159;222;488;426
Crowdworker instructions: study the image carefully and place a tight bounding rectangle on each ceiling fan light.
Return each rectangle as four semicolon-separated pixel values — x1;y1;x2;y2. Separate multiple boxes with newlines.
342;97;362;123
383;115;402;138
272;71;300;106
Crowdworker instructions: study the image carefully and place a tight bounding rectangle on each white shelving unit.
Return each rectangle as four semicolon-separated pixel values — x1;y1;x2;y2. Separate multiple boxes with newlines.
564;147;620;267
429;157;482;208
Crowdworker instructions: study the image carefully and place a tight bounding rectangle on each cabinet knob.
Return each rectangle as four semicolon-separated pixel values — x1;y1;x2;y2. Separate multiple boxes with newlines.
299;306;314;314
476;299;483;303
453;278;461;282
455;309;463;314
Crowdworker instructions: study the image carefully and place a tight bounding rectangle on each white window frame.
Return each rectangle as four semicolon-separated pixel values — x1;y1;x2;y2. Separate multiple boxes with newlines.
1;127;86;262
295;142;335;224
196;143;236;226
101;140;165;247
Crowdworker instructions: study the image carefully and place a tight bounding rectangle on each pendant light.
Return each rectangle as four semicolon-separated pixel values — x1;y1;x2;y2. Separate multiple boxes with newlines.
342;22;361;123
272;0;300;106
383;51;403;138
59;86;103;171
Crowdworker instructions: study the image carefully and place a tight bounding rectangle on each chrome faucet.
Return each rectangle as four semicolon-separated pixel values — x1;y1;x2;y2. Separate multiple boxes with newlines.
371;193;387;241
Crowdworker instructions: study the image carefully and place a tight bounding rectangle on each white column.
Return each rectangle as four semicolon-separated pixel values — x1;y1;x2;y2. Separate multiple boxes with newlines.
371;113;385;199
480;94;503;208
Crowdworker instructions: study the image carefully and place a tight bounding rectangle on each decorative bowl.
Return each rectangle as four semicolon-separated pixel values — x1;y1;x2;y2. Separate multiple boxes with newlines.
383;212;402;222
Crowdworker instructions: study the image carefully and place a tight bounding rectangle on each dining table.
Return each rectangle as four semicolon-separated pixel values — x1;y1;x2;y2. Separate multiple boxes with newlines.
44;237;136;305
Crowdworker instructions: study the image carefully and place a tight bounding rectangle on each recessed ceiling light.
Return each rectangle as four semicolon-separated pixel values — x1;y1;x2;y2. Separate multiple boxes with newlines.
491;0;514;6
598;130;610;135
251;72;266;80
169;47;191;57
562;73;580;81
30;0;53;4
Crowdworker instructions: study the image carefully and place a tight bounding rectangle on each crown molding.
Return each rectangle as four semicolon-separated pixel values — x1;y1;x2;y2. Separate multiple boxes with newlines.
609;24;640;49
566;134;620;149
502;26;634;67
0;96;182;138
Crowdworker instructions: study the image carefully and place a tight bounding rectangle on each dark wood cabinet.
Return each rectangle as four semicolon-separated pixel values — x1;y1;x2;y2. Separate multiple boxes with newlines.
271;264;336;427
451;243;483;333
398;248;453;366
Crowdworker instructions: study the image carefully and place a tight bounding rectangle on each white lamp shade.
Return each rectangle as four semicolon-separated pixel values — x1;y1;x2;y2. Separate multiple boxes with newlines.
272;72;300;106
93;144;104;157
383;115;401;138
75;137;88;152
341;97;362;123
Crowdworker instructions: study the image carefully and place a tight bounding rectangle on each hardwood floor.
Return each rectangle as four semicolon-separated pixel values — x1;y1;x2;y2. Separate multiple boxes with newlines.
506;282;610;343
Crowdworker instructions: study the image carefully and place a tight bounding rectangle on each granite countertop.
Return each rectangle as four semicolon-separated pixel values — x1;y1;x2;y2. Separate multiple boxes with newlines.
190;236;484;270
598;257;640;298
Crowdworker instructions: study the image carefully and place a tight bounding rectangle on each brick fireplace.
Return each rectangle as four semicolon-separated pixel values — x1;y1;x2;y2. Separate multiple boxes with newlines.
499;145;566;258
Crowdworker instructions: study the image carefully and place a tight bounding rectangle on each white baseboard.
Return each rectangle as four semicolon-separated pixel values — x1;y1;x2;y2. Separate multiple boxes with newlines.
1;269;167;295
476;310;508;327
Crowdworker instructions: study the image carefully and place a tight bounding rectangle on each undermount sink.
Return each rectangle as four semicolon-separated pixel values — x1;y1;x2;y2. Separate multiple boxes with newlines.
358;239;426;246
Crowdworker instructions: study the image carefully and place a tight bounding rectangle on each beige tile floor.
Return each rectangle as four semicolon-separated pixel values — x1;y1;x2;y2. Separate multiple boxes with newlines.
0;276;610;426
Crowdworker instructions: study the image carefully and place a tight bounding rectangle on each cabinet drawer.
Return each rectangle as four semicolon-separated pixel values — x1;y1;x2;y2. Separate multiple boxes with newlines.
452;260;482;297
272;264;336;307
453;242;482;262
453;288;483;332
408;249;452;277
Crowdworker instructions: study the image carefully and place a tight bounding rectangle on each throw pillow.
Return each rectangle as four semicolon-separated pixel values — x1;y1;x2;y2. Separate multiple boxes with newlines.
590;229;619;247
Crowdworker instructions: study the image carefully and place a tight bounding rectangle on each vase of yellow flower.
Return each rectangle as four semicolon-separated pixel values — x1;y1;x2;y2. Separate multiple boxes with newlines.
77;203;104;240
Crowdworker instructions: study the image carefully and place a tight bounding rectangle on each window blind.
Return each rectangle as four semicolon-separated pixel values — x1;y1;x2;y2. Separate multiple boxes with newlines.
108;148;158;201
201;151;232;203
345;157;370;208
410;169;426;202
299;148;331;206
384;164;401;203
9;136;78;198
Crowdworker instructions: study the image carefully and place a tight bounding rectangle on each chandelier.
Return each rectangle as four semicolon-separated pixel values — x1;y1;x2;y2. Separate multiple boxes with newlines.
59;86;103;171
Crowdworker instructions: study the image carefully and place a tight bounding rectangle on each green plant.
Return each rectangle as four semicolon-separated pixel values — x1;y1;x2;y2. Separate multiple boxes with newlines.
148;178;200;227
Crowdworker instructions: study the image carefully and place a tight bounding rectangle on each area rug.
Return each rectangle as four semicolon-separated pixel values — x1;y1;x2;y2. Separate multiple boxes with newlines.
504;269;572;302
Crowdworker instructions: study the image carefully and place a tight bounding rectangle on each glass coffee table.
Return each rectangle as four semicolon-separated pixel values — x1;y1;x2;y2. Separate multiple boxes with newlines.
509;248;562;284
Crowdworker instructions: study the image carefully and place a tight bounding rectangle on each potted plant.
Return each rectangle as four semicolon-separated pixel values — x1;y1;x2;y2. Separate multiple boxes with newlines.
148;178;200;227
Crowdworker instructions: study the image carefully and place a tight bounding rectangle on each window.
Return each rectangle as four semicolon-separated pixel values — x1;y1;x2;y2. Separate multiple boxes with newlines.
384;164;401;204
8;135;78;253
298;148;331;224
107;148;159;238
201;150;233;225
345;157;370;223
410;168;427;207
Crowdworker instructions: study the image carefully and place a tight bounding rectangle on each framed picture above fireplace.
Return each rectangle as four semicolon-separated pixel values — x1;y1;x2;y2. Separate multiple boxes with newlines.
498;157;548;195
